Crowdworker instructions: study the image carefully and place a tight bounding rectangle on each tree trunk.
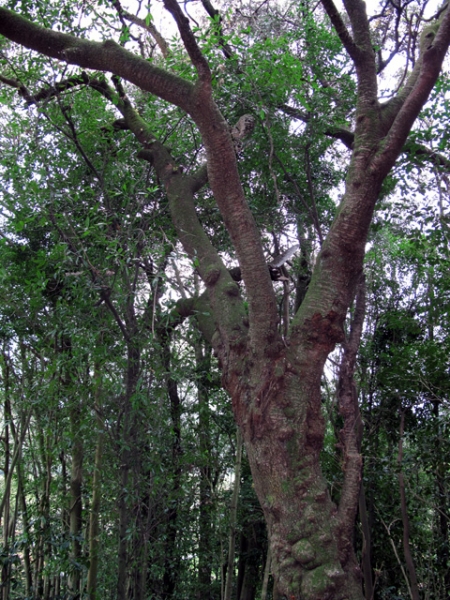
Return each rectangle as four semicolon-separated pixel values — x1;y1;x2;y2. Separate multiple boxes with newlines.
1;352;11;600
87;377;103;600
34;431;52;600
428;280;450;593
161;339;183;599
59;335;84;599
234;362;363;600
358;484;373;600
236;531;259;600
397;411;420;600
195;339;214;600
261;546;271;600
224;427;243;600
116;419;130;600
17;463;33;597
69;403;84;598
117;344;140;600
432;398;450;594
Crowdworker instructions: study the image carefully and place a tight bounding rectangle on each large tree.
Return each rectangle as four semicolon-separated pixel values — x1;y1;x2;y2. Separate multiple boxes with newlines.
1;0;450;598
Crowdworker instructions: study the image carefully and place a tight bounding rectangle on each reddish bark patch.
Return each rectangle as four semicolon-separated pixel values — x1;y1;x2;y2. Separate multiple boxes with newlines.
305;311;345;347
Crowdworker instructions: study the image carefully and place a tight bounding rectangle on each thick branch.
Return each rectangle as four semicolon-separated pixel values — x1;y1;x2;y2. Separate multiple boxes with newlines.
340;0;379;115
289;7;450;371
190;164;209;193
161;292;216;346
189;101;279;352
85;79;248;354
337;276;365;541
374;5;450;177
0;8;194;111
0;6;279;352
380;15;445;136
342;0;375;51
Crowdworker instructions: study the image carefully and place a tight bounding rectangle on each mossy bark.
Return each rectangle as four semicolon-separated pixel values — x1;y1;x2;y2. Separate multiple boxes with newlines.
225;349;363;600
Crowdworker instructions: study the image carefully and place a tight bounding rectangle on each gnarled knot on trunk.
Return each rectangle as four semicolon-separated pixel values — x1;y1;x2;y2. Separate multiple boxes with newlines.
306;311;345;346
230;114;255;152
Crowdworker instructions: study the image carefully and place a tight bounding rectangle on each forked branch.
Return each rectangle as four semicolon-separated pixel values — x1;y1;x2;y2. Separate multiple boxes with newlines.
375;5;450;176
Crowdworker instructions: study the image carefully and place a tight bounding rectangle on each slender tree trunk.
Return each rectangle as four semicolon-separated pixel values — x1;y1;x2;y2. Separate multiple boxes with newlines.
69;404;84;598
358;483;373;600
236;531;258;600
17;463;33;596
432;399;450;595
87;370;104;600
117;325;143;599
117;432;130;600
117;349;136;599
34;428;52;600
161;339;183;599
337;277;366;593
224;426;243;600
195;339;214;600
1;352;11;600
0;407;32;598
398;411;420;600
59;335;84;599
260;546;271;600
427;279;450;593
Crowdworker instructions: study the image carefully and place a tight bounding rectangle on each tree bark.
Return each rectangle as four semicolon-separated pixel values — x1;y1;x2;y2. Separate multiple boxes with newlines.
69;402;84;598
1;351;12;600
117;343;140;600
17;464;33;597
224;426;243;600
397;411;420;600
195;339;214;600
358;484;373;600
87;367;104;600
59;335;84;600
261;546;271;600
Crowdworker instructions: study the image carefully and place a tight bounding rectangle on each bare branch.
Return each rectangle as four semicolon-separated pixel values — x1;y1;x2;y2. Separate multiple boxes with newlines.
189;164;209;193
0;73;30;98
279;104;450;171
199;0;233;59
110;0;170;57
320;0;360;63
403;141;450;172
279;104;354;149
374;6;450;177
163;0;211;85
